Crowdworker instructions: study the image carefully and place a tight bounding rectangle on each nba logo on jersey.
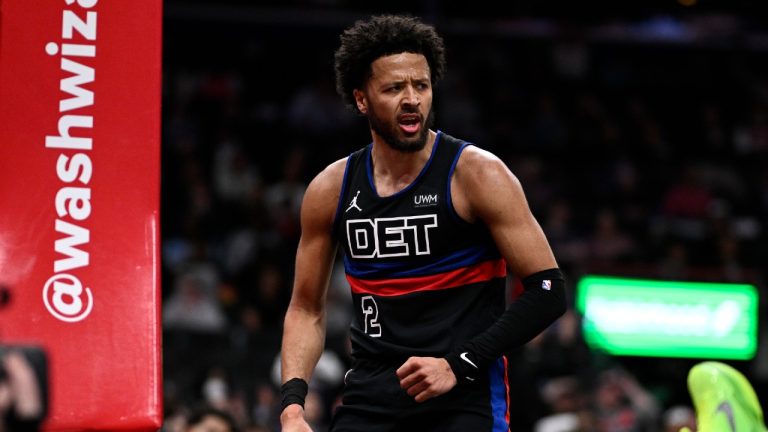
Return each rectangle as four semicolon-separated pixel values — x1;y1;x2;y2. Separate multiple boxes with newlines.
542;280;551;290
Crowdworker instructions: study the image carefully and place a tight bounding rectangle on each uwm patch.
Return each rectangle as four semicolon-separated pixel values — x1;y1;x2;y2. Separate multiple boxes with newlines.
414;193;438;208
346;215;437;258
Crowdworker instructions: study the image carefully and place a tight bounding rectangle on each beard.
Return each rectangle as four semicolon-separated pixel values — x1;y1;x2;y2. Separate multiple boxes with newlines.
367;105;435;153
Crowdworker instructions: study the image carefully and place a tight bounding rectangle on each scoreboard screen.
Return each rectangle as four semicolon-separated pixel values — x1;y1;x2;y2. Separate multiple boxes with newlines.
576;276;758;360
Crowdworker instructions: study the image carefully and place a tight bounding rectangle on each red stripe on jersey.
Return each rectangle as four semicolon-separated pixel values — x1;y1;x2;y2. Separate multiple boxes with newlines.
503;355;511;425
347;259;507;297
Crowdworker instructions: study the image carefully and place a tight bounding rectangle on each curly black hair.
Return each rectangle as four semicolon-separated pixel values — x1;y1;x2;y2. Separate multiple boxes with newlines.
334;15;446;111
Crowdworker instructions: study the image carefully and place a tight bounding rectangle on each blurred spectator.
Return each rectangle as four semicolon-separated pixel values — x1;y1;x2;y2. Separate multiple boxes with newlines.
507;310;594;429
532;93;569;153
264;148;307;221
202;368;230;410
592;368;660;432
717;234;745;282
662;405;696;432
163;274;227;334
543;200;589;269
224;390;251;430
733;103;768;155
0;351;45;432
535;376;590;432
251;383;279;430
185;406;239;432
508;156;556;213
286;75;354;135
589;208;636;264
168;240;221;298
662;166;713;220
304;390;328;431
606;159;651;237
162;397;189;432
552;27;590;81
656;242;690;280
213;141;262;204
270;350;345;394
228;306;279;387
438;67;488;142
248;263;289;330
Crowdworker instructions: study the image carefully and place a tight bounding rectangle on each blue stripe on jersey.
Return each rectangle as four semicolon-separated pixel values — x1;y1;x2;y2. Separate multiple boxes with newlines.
343;244;500;278
489;357;509;432
365;131;443;199
446;141;472;225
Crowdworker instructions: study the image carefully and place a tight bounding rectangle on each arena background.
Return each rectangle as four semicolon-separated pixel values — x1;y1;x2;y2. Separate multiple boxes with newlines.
160;1;768;430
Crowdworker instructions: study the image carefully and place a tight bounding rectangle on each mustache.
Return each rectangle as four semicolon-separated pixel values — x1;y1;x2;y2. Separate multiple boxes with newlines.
396;110;422;120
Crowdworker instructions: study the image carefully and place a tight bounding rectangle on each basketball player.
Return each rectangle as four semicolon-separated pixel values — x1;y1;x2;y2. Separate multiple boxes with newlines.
280;15;566;431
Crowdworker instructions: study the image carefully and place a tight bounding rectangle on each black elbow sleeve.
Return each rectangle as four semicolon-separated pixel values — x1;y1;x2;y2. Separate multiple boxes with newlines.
521;267;567;318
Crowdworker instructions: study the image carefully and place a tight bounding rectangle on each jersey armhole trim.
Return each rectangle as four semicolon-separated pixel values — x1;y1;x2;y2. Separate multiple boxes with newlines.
332;155;354;234
447;142;473;225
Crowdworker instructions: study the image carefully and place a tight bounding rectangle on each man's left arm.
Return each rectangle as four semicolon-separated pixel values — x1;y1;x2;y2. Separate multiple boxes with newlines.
397;147;566;401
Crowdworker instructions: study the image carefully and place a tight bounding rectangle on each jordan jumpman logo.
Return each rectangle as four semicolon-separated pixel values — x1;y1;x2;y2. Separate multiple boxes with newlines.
346;190;362;212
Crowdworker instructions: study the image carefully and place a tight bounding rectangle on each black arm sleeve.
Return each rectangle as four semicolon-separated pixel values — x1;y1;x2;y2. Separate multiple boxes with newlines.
445;268;566;383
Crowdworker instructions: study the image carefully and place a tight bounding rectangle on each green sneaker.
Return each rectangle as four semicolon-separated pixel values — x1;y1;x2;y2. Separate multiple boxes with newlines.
686;361;767;432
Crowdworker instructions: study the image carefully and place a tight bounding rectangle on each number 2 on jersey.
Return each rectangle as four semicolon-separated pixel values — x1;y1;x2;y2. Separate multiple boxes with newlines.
361;295;382;337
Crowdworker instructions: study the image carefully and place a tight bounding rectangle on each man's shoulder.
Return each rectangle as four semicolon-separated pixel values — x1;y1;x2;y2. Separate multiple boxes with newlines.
454;145;505;176
323;156;350;178
434;130;495;162
301;156;350;227
454;145;521;197
308;156;349;196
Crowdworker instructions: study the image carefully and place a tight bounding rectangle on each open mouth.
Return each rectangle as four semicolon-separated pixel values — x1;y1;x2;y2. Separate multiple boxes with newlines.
398;113;421;135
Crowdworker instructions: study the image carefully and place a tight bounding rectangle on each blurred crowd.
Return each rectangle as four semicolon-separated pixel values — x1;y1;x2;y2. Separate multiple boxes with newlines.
160;7;767;432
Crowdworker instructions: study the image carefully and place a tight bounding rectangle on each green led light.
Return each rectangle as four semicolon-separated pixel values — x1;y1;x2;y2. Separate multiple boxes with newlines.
576;276;758;360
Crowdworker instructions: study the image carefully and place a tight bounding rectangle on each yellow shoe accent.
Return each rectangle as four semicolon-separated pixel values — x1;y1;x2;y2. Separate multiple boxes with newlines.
687;361;767;432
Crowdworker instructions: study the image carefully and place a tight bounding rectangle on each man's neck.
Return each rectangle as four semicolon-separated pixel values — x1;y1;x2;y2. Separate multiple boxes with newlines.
370;129;437;197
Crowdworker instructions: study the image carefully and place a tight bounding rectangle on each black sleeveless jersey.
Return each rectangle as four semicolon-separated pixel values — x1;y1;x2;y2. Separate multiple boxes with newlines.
332;131;508;362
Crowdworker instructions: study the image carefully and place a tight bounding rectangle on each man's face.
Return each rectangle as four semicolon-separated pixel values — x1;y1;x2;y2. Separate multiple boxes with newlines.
354;52;434;153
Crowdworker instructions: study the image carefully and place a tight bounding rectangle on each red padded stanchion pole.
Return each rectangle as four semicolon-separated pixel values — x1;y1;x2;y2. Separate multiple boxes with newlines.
0;0;163;430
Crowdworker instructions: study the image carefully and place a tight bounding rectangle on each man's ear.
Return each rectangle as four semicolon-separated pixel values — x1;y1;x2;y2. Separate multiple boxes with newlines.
353;89;367;115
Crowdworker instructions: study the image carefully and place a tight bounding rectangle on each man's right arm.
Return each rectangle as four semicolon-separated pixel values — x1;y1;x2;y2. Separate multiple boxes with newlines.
280;158;346;429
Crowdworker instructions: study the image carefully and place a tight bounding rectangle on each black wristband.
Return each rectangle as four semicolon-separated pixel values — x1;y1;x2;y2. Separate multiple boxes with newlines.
445;350;480;385
280;378;309;412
